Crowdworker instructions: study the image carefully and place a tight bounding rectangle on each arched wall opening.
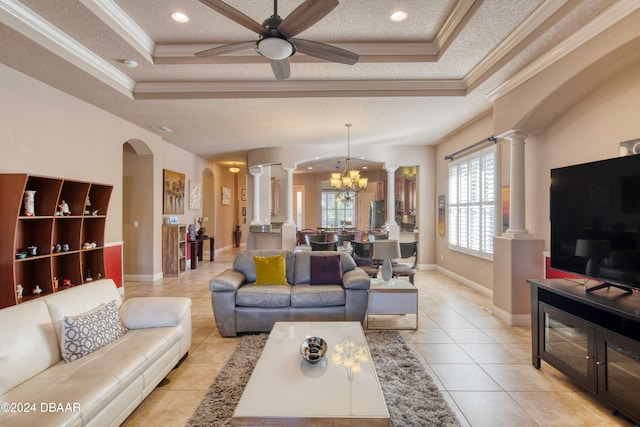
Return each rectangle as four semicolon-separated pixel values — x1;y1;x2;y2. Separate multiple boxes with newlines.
123;139;155;279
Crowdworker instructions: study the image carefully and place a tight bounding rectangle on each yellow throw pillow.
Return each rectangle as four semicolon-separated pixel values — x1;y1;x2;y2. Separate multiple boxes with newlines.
254;253;288;285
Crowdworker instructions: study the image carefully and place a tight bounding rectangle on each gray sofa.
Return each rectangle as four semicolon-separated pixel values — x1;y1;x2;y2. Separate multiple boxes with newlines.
209;250;370;336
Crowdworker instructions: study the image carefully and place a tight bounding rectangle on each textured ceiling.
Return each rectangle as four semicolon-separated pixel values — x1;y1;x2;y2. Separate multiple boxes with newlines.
0;0;619;169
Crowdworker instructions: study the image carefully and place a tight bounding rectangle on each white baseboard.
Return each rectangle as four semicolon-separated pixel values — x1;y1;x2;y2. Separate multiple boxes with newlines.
492;305;532;326
435;265;493;298
417;263;436;270
123;272;164;282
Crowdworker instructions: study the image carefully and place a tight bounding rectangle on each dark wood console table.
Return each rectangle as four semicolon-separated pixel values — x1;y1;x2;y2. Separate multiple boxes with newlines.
528;279;640;424
188;236;214;269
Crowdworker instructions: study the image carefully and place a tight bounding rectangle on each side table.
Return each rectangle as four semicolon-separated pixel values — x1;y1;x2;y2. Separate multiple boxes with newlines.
188;236;214;269
367;277;418;330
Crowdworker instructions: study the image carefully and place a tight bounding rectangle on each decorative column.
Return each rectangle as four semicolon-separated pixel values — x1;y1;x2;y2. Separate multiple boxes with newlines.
280;167;297;251
249;166;262;225
384;166;398;226
384;166;400;241
493;130;543;326
503;131;532;238
284;167;294;225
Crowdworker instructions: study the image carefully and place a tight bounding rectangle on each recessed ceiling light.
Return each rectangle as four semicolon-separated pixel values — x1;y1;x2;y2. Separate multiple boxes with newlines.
362;166;368;170
171;12;190;23
390;11;408;22
307;166;313;170
124;59;138;68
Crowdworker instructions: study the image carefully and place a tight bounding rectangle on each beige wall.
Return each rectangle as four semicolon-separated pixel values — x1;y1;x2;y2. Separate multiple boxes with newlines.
0;64;211;280
433;31;640;293
123;143;154;275
434;113;496;290
526;61;640;252
292;173;320;229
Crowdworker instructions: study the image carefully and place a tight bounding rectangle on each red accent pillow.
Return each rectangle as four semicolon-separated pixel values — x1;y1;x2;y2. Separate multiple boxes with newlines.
310;254;343;285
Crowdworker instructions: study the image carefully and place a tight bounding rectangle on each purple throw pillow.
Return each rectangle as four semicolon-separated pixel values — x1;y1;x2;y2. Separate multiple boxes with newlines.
310;254;342;285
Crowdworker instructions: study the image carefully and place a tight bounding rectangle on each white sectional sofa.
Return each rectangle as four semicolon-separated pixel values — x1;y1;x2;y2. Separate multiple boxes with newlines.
0;279;191;427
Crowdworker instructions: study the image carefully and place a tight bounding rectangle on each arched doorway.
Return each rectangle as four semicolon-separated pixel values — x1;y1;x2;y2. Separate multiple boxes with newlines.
202;168;215;257
122;140;154;280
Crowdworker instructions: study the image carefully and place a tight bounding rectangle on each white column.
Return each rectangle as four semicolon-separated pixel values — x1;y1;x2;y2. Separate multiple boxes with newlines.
284;167;294;225
249;166;262;225
385;166;398;226
503;131;532;239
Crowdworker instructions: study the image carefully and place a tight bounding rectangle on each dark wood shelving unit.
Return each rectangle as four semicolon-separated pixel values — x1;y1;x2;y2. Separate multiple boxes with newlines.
0;174;112;309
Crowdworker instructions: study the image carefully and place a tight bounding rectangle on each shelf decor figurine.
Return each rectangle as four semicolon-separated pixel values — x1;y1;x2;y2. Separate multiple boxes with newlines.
197;217;205;236
23;190;36;216
58;200;71;216
16;284;23;299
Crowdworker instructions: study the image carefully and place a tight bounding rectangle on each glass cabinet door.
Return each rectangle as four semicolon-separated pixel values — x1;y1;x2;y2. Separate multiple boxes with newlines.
540;303;596;390
597;329;640;422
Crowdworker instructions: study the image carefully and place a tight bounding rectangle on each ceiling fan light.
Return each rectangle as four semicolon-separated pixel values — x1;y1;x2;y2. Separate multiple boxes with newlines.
256;37;294;60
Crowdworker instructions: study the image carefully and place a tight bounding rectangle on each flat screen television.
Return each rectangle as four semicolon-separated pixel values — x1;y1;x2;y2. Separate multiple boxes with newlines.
550;154;640;293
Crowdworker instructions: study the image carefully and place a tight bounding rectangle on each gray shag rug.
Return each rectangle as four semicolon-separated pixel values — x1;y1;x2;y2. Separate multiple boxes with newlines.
186;330;461;427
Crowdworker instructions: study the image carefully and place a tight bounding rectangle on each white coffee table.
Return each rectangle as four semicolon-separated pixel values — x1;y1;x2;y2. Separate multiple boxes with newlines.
232;321;390;426
367;278;419;330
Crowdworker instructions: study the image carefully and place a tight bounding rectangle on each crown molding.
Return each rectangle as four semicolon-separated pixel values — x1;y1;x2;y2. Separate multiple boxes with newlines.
465;0;568;88
134;79;467;99
154;42;439;64
486;0;640;101
79;0;155;63
435;0;475;51
0;0;135;98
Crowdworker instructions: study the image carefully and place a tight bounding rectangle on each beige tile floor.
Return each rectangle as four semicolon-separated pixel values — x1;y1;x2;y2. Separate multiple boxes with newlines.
121;247;634;427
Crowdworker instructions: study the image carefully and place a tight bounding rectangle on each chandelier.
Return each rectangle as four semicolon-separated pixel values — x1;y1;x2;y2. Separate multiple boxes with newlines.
330;124;368;203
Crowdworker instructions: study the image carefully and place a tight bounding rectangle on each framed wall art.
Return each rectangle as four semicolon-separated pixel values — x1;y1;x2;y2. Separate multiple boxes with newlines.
163;169;185;215
222;186;231;206
502;185;510;232
241;188;246;201
438;195;445;236
188;180;202;210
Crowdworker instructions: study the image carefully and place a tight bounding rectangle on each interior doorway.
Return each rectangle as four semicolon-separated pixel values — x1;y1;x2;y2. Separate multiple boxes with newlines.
202;168;214;258
293;185;305;230
122;140;154;280
357;192;374;230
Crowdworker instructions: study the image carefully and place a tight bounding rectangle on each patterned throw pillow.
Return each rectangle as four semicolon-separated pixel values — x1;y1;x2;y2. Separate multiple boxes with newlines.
62;300;127;363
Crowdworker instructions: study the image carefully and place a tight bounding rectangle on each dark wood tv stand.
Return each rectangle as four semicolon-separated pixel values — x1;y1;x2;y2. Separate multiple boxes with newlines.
528;279;640;425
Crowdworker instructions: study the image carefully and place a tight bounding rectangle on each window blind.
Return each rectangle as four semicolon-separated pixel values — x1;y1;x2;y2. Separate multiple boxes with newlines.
447;146;497;259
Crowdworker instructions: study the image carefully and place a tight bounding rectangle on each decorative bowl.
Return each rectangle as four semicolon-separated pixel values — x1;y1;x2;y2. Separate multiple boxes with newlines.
15;252;27;259
299;336;327;364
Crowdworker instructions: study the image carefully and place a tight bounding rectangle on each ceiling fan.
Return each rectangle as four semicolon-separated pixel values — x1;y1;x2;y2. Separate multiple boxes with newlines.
196;0;359;80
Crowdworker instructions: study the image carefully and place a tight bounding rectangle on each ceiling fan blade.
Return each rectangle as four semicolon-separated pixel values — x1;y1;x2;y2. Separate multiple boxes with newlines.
271;59;290;80
291;38;358;65
199;0;267;35
277;0;339;38
195;40;256;57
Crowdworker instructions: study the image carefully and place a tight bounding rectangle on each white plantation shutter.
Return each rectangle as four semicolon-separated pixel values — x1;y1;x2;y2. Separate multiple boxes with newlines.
447;146;496;259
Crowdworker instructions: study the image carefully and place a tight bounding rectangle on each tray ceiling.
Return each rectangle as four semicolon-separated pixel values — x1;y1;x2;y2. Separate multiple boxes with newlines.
0;0;623;166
